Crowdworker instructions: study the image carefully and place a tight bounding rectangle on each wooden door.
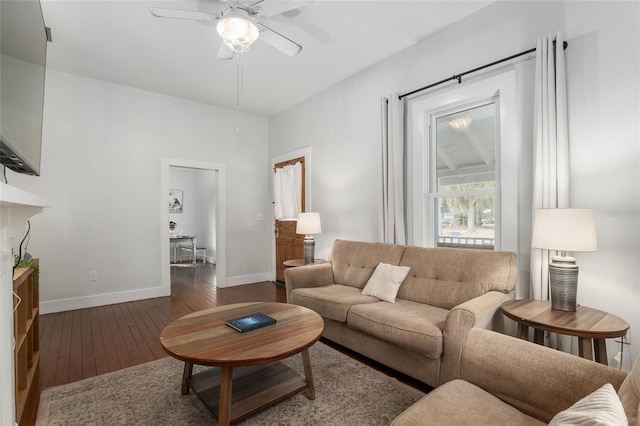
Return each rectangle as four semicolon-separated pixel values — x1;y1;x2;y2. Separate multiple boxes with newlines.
274;156;305;282
275;220;304;282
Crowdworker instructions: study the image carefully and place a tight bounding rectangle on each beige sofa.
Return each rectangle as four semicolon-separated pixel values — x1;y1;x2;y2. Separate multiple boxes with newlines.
284;239;518;387
393;328;639;425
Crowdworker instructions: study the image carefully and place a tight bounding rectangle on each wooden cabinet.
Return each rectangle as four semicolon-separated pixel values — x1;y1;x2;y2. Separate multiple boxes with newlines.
13;264;40;426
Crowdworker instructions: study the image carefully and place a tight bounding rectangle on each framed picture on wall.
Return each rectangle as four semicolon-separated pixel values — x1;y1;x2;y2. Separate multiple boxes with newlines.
169;189;183;213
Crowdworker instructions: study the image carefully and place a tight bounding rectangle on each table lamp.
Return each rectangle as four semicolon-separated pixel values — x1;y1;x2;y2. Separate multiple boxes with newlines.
296;212;321;264
531;208;598;311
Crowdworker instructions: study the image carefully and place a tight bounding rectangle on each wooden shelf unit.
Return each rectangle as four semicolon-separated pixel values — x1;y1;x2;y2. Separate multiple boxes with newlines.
13;264;40;426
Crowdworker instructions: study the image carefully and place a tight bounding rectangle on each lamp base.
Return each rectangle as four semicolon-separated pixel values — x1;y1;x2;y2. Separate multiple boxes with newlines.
303;236;315;264
549;256;579;311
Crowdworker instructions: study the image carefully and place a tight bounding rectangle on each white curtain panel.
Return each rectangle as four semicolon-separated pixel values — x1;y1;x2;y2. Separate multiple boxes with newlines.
530;32;571;351
273;162;302;220
380;94;406;245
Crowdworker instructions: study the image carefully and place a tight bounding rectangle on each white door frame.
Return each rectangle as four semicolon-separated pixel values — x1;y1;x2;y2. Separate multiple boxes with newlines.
160;157;226;290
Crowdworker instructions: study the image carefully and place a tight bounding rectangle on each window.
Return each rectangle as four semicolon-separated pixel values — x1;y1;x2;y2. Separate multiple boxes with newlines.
407;70;518;255
431;101;497;250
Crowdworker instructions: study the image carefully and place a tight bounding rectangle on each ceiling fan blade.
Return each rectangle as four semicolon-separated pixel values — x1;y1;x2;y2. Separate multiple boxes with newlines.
277;11;332;44
217;42;235;60
255;23;302;57
251;0;313;18
149;8;216;22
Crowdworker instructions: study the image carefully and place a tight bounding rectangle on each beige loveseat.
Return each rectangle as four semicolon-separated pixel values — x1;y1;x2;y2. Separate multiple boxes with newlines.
285;239;517;387
393;328;639;425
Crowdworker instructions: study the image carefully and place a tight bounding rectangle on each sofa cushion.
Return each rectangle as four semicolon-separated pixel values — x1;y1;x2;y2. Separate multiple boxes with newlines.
397;246;517;309
347;299;448;359
361;262;411;303
618;355;640;425
330;240;406;289
391;379;545;426
289;284;378;322
549;383;628;425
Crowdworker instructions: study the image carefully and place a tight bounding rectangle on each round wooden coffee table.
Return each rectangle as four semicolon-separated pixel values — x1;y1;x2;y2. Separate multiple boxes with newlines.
160;302;324;426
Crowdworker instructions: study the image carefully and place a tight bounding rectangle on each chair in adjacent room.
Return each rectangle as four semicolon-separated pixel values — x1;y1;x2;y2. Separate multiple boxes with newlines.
178;245;207;265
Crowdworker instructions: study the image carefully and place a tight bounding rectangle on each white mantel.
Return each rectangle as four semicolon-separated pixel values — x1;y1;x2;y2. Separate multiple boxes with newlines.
0;182;47;237
0;182;47;426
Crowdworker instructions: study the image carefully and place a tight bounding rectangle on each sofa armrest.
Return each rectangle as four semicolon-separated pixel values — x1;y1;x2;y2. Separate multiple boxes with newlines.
461;328;627;423
284;263;334;302
439;290;514;385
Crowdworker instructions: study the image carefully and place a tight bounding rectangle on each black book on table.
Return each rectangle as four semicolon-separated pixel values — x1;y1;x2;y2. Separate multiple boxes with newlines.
225;312;277;332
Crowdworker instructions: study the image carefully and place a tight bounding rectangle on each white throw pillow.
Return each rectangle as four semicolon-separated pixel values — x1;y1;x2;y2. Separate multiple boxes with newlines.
361;262;411;303
549;383;628;426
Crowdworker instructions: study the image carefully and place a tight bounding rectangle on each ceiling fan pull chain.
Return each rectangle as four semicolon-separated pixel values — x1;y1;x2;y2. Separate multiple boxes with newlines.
238;53;244;96
236;53;242;132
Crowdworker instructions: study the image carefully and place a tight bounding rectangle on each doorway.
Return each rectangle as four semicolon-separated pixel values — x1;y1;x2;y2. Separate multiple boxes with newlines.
271;148;311;282
160;158;226;294
274;156;305;282
169;166;217;264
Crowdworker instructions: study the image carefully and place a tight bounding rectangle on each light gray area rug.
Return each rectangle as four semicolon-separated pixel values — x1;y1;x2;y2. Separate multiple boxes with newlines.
37;342;425;425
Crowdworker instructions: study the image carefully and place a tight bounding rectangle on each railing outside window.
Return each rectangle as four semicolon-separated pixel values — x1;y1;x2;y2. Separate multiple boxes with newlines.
437;235;494;250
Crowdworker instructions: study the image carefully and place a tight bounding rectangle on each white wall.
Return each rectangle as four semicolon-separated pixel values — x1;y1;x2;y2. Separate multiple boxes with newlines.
562;0;640;369
8;69;271;312
198;169;217;262
270;1;639;368
169;168;199;237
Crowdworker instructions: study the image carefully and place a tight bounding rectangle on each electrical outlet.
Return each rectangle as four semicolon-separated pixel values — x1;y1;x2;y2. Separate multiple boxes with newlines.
89;270;98;281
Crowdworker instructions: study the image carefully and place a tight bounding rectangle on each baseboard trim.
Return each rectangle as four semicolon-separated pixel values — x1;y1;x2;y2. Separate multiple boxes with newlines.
40;271;271;313
221;272;271;288
39;286;170;314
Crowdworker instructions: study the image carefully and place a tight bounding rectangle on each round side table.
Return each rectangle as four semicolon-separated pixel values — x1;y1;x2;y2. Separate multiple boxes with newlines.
501;299;629;365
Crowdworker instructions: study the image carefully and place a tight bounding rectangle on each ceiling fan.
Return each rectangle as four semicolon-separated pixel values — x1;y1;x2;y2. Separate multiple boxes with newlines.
149;0;311;60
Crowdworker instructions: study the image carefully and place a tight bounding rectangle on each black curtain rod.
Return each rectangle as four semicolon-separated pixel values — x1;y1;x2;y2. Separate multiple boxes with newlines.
399;40;568;100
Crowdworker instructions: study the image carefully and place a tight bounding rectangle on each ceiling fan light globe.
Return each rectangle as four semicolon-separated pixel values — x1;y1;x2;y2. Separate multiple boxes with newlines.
449;117;472;131
216;16;259;53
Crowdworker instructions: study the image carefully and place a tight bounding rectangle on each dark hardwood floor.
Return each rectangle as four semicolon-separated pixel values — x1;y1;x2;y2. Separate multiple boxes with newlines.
39;264;431;393
39;264;285;388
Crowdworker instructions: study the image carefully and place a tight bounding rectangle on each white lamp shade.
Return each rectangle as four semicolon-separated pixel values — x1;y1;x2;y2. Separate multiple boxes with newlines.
531;208;597;252
296;212;321;235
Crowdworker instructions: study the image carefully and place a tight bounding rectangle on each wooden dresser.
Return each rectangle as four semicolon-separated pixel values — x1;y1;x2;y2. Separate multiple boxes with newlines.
13;264;40;426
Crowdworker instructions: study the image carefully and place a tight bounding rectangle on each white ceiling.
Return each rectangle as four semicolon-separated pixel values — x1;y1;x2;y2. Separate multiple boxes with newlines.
41;0;494;116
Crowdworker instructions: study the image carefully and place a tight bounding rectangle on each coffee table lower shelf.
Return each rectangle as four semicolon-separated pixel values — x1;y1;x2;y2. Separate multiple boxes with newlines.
187;362;309;424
